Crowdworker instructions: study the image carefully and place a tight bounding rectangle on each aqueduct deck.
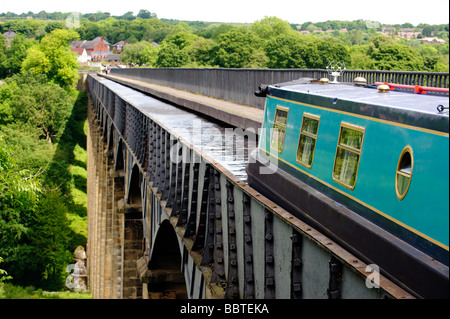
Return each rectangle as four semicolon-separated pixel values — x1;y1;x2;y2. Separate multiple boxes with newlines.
85;70;428;299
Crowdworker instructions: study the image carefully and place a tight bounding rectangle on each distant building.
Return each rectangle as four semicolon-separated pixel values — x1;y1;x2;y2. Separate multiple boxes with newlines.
112;41;128;53
71;36;113;63
2;29;16;47
90;51;112;62
419;37;446;44
71;48;91;63
379;27;423;40
398;31;421;39
71;36;110;55
104;53;122;66
382;27;396;33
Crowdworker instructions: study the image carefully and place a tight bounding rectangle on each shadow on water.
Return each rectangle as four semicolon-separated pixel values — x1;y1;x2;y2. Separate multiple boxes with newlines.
44;72;89;250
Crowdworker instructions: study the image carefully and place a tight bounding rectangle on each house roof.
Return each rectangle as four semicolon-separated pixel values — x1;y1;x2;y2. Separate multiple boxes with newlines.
71;48;86;55
420;37;446;43
71;40;87;49
2;29;16;39
90;51;112;60
105;53;121;61
92;36;110;46
91;51;112;55
113;41;127;46
71;37;110;51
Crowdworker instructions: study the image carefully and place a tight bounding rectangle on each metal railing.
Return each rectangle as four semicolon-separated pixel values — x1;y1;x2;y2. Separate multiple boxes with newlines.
110;68;449;109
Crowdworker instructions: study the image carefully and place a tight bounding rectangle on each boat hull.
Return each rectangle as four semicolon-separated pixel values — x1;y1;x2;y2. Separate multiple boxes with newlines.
246;149;449;299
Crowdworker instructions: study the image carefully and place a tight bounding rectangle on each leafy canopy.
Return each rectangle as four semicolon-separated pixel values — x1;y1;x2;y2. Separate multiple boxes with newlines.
21;29;80;89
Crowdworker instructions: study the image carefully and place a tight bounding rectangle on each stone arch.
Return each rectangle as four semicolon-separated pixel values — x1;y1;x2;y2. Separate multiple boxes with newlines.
107;124;115;155
122;163;144;299
102;114;108;142
115;139;124;171
147;220;187;299
128;164;142;208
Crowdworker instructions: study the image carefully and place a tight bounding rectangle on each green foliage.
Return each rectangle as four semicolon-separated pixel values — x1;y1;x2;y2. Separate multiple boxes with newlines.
250;16;294;40
156;42;190;67
0;33;36;78
2;11;448;72
1;72;74;142
365;35;425;71
121;41;159;66
0;282;92;299
215;28;264;68
0;71;87;293
21;29;80;89
155;31;198;67
0;257;12;283
0;91;87;290
185;38;218;67
31;191;71;290
0;136;43;287
265;33;350;69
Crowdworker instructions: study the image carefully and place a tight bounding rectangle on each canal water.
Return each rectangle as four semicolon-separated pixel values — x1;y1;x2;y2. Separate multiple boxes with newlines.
99;77;258;181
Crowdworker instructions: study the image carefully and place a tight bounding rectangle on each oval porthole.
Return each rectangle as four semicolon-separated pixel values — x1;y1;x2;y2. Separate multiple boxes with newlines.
395;146;413;200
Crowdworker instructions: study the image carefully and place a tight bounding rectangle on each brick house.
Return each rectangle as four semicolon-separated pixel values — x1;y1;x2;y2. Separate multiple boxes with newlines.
71;47;90;63
71;36;110;55
71;36;113;63
112;41;128;53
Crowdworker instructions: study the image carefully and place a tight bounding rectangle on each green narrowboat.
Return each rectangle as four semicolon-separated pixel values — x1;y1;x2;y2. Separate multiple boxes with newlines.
247;79;449;298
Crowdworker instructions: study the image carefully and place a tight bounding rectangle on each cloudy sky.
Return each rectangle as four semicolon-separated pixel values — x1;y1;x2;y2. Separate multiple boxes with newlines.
1;0;449;25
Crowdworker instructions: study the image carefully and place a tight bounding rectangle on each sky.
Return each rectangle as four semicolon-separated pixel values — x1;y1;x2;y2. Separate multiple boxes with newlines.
1;0;449;25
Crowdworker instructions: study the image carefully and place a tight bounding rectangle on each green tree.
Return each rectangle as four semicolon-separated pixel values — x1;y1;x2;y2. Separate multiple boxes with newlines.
185;38;218;67
121;41;159;66
215;28;266;68
250;16;294;40
0;135;41;286
118;11;135;21
155;31;200;67
0;34;36;78
0;257;13;284
265;33;307;68
163;30;199;49
367;35;424;70
137;9;156;19
1;73;73;143
31;191;71;290
0;135;72;289
265;33;349;69
156;42;190;67
0;35;7;67
349;45;374;69
21;29;80;89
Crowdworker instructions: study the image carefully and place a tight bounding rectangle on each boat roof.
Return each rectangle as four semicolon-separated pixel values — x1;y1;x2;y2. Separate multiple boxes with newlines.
277;82;449;115
267;82;449;134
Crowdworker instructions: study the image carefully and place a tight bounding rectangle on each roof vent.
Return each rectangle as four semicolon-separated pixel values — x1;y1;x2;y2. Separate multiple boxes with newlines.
354;77;367;87
377;84;390;93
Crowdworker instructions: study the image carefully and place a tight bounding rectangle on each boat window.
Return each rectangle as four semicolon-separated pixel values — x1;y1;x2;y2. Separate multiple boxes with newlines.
271;106;289;153
296;113;320;168
332;123;365;190
396;146;413;200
